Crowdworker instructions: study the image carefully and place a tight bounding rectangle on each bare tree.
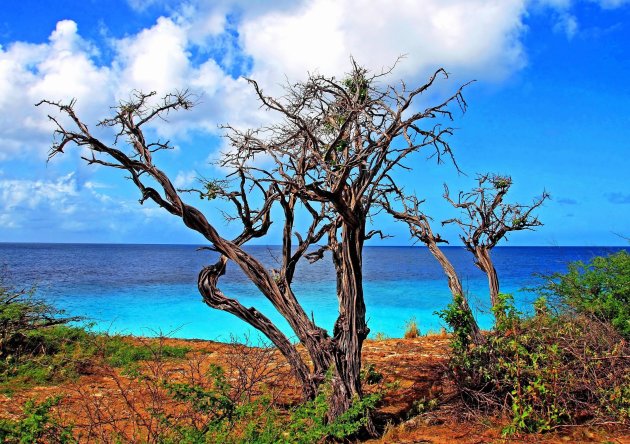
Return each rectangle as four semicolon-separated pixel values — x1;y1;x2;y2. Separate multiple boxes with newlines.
38;61;469;424
380;191;484;344
443;174;549;316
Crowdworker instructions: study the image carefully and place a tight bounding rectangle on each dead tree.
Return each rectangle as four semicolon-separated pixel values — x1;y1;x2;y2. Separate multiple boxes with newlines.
223;61;470;420
38;92;325;402
39;61;469;423
443;174;549;317
380;191;484;344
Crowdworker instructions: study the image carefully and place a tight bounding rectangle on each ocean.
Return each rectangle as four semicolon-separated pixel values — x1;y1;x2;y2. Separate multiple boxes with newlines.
1;243;626;342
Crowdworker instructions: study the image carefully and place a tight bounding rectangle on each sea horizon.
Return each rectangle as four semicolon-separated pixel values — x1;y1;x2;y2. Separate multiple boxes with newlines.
2;241;629;247
2;243;627;342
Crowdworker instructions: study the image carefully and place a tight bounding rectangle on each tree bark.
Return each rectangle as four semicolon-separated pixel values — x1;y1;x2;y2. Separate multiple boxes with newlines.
197;258;318;399
328;217;375;434
426;243;484;344
474;247;501;316
182;205;333;397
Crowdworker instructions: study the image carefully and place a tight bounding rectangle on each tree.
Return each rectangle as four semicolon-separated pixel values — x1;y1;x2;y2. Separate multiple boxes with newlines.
39;61;469;424
0;271;80;356
380;191;484;344
443;174;549;317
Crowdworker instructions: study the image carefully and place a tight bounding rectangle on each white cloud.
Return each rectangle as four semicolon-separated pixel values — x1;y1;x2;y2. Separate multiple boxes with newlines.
554;12;579;37
0;172;172;234
0;20;112;160
1;1;538;163
2;0;629;164
114;17;191;96
0;172;78;212
174;170;198;188
240;0;528;89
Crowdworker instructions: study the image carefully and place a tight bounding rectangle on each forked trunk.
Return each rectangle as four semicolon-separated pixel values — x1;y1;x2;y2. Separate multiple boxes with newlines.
197;258;319;399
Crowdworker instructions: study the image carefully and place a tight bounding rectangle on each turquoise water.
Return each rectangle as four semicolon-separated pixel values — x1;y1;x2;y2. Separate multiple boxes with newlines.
1;244;626;341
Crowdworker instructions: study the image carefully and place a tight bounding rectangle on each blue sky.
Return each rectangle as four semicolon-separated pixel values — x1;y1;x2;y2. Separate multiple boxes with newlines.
0;0;628;246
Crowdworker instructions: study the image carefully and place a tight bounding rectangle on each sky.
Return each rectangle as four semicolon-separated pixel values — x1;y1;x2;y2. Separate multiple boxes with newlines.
0;0;628;246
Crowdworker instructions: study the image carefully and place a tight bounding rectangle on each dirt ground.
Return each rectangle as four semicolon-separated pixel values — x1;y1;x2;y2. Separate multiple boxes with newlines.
1;335;628;443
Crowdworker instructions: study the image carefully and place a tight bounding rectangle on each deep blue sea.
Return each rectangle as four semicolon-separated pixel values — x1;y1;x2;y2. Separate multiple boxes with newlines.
1;244;627;342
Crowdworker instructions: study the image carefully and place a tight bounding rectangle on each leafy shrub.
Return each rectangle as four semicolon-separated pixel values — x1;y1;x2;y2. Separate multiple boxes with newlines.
286;382;381;443
0;278;81;358
536;250;630;338
0;396;75;443
439;293;629;435
0;276;190;390
157;365;382;443
361;363;384;385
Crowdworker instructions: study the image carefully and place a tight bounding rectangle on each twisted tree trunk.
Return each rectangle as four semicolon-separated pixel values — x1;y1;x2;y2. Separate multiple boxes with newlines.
474;247;501;317
329;217;375;433
426;243;484;344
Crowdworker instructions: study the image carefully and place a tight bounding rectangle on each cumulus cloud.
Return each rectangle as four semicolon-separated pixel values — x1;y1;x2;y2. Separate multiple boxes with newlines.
240;0;528;88
3;0;630;163
0;0;537;163
0;20;112;160
114;17;191;96
0;172;172;236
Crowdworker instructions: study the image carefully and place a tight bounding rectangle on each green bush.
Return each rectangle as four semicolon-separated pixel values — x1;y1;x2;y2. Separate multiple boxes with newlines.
0;396;75;443
158;366;381;443
536;250;630;338
0;279;81;358
438;293;629;435
0;276;191;390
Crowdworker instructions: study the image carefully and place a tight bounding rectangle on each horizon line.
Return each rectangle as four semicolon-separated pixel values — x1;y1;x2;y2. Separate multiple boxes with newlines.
1;241;628;248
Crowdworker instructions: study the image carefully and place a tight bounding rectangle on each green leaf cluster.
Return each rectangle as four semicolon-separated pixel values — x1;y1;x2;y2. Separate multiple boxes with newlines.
439;290;629;435
536;250;630;338
0;396;75;444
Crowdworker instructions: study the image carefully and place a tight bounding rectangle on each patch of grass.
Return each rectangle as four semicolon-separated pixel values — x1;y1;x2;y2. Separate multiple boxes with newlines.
100;336;189;369
403;317;420;339
372;332;388;341
0;275;190;391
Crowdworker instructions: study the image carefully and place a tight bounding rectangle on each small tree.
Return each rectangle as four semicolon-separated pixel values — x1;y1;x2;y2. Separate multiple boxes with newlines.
39;61;470;424
0;272;80;357
443;174;549;317
380;191;483;344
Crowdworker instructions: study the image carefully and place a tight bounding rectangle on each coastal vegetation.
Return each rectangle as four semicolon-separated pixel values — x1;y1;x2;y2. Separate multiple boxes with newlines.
0;278;189;394
19;62;626;441
38;61;483;427
0;250;628;442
